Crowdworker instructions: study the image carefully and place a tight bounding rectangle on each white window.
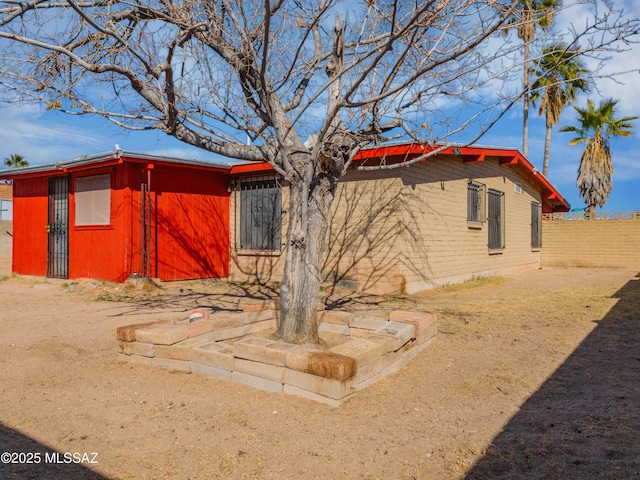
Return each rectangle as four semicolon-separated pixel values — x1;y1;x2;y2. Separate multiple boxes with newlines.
75;174;111;226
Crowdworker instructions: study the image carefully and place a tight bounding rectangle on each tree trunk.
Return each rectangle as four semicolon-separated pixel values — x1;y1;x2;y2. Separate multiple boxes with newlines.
522;40;531;158
542;125;552;177
278;171;338;345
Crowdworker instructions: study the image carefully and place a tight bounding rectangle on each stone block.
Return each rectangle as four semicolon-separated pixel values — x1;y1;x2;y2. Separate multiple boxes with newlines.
188;331;218;343
412;323;437;346
117;340;155;358
348;315;388;331
242;302;269;312
318;322;350;335
235;358;285;382
135;324;189;345
354;349;404;388
116;321;166;342
191;342;235;371
364;333;396;353
210;315;246;341
233;337;299;366
187;319;214;338
154;336;212;361
347;328;372;338
317;310;351;325
232;371;283;394
243;309;273;324
285;348;357;381
373;321;416;350
283;384;345;408
151;357;190;372
243;319;277;335
116;352;154;366
389;311;437;337
284;369;355;400
329;337;388;367
189;361;232;381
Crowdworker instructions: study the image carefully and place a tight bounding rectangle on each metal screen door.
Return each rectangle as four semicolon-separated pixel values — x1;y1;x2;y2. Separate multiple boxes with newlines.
47;176;69;278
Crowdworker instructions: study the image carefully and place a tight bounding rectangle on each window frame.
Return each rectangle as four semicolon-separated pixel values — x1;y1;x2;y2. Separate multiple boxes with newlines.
467;180;486;226
531;201;542;250
74;173;112;227
237;176;282;252
487;188;505;251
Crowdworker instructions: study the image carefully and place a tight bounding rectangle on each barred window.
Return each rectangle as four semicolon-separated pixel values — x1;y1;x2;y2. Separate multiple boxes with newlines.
488;189;505;250
467;180;485;224
239;178;282;251
531;202;542;249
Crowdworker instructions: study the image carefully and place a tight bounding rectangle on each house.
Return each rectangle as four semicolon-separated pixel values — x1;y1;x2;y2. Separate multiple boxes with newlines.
0;151;232;282
228;143;570;293
0;142;569;292
0;180;11;220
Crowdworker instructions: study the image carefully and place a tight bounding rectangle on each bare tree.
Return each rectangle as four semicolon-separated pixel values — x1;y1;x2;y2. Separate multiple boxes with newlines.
0;0;637;344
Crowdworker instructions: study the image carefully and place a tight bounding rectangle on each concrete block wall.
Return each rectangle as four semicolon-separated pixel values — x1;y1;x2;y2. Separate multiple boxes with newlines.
541;218;640;269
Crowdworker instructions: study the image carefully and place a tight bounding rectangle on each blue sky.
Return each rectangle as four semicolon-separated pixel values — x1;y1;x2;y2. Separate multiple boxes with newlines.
0;3;638;213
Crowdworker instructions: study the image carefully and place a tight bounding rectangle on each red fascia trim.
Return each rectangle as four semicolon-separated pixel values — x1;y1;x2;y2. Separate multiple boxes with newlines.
462;153;485;163
229;162;275;175
354;143;435;159
355;143;570;212
506;151;570;212
224;142;570;211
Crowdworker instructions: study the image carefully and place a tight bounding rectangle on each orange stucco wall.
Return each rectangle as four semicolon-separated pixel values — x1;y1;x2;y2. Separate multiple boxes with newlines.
10;161;230;282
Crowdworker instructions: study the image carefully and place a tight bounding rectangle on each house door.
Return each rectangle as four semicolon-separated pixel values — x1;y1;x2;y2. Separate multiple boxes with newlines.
47;176;69;278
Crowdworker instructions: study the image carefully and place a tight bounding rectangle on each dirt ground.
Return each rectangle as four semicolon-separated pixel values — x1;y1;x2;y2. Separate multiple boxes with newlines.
0;258;638;479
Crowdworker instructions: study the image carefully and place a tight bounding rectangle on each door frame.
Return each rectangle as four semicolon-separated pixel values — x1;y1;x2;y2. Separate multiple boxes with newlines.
47;176;69;278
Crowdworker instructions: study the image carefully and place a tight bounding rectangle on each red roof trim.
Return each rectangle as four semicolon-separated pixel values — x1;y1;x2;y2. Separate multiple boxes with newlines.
224;143;570;212
229;162;276;175
348;143;570;212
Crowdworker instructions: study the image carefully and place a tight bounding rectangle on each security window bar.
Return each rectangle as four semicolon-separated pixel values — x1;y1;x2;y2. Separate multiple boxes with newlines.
239;178;282;251
467;180;485;224
488;189;505;250
531;202;542;249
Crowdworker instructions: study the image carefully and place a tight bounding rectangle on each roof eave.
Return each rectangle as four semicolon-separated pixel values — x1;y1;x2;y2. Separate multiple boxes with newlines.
0;150;243;180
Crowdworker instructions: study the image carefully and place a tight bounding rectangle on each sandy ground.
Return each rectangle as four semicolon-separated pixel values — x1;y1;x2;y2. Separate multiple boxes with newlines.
0;240;638;479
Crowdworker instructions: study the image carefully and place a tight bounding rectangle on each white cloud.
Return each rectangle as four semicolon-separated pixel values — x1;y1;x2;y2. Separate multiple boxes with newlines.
0;105;105;165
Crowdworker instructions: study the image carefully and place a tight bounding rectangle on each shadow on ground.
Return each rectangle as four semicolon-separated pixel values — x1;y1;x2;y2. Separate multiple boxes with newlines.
0;422;106;480
97;280;400;318
466;274;640;479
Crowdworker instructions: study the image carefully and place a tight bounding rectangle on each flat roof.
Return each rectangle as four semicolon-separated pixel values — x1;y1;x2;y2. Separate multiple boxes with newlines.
0;150;248;178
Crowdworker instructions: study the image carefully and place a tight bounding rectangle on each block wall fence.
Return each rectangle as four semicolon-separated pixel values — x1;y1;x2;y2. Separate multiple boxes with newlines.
541;214;640;269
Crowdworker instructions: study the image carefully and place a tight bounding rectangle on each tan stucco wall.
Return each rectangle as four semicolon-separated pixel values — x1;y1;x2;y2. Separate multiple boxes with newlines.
230;156;545;294
541;217;640;269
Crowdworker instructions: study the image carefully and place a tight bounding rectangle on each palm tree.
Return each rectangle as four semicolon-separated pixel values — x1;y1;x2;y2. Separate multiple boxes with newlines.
530;43;589;177
559;99;637;217
507;0;561;158
3;153;28;169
